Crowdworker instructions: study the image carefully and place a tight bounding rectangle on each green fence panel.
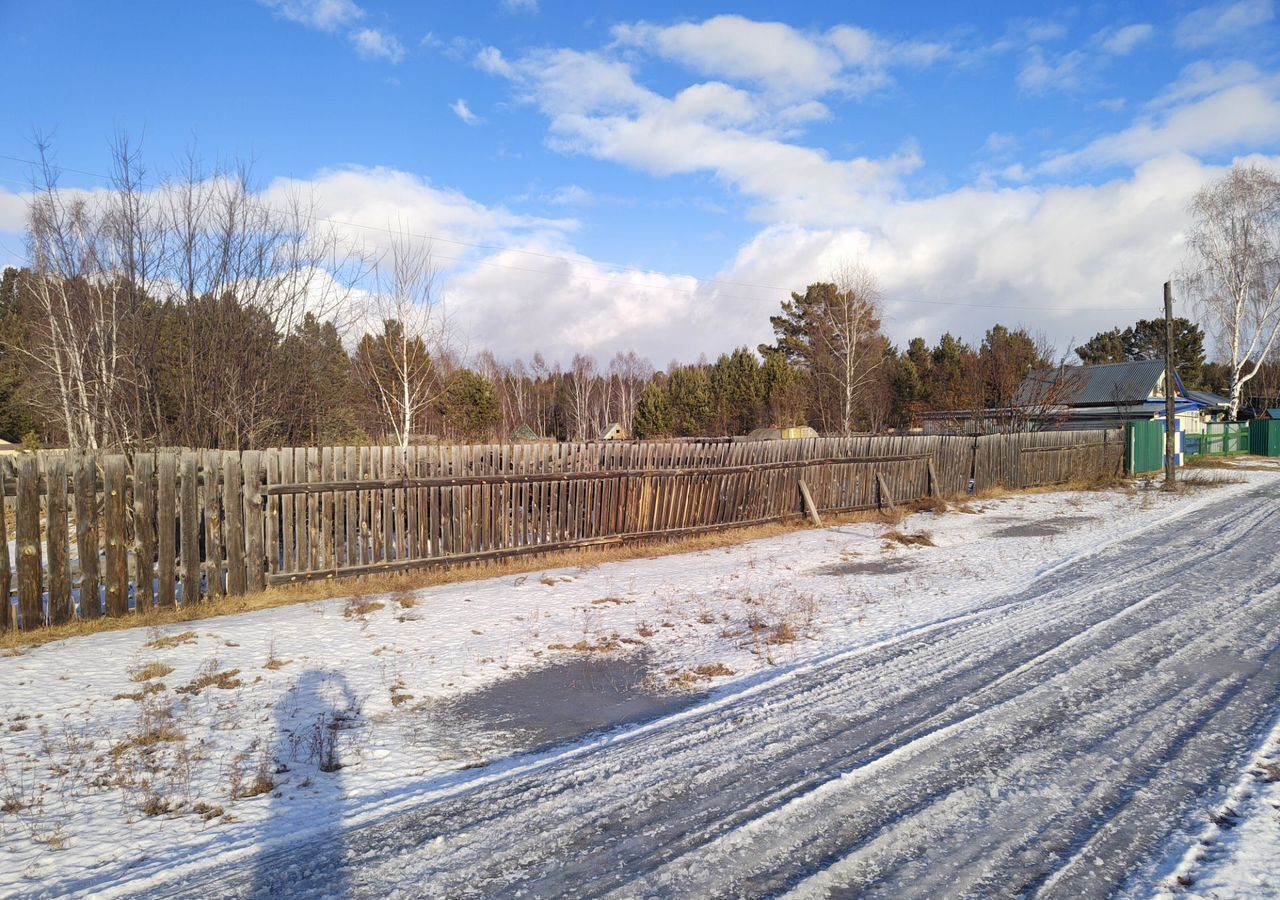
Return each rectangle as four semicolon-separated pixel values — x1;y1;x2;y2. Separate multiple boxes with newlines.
1127;421;1165;474
1251;419;1280;457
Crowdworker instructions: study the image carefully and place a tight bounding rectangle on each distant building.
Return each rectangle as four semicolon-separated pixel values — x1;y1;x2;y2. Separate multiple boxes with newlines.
741;425;820;441
1013;359;1204;432
600;423;629;440
511;424;549;442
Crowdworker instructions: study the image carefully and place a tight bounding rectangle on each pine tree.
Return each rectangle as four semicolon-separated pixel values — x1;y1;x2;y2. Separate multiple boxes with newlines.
633;380;673;438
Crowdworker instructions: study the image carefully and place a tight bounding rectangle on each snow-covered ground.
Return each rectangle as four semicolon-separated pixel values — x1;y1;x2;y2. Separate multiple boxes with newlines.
1;469;1278;897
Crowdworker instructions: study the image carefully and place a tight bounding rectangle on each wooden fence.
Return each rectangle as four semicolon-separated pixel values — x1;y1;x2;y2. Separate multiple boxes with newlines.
0;429;1122;632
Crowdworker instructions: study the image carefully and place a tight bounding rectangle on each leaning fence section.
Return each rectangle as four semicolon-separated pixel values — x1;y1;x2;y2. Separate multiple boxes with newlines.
0;429;1122;632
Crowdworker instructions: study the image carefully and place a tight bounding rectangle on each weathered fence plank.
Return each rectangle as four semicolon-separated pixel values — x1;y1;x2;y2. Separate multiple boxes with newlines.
16;456;42;629
45;455;73;625
103;455;128;617
157;452;177;607
223;454;247;596
72;454;98;619
133;453;156;612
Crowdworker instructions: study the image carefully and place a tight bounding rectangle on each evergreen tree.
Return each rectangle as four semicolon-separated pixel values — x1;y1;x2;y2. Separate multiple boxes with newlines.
760;349;807;427
437;369;501;441
709;347;765;435
1075;328;1129;365
1122;318;1206;388
666;366;713;436
633;380;673;438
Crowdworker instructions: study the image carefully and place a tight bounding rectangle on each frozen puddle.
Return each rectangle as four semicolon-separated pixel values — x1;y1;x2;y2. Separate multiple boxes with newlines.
442;654;705;753
994;515;1098;538
813;557;919;577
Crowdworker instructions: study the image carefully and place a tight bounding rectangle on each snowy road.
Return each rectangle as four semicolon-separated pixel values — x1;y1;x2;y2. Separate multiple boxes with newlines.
156;480;1280;899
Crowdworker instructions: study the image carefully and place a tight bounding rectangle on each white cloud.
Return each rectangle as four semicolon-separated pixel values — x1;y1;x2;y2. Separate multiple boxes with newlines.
501;0;538;12
485;46;920;226
475;46;514;78
984;132;1019;155
1017;48;1088;94
1043;73;1280;172
611;15;947;100
257;0;365;32
1100;23;1154;55
1175;0;1274;49
351;28;405;63
547;185;595;206
451;99;481;125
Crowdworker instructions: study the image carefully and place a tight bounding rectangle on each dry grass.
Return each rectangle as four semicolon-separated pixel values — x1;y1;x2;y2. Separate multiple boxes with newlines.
263;657;292;671
110;725;185;758
113;682;167;702
175;667;242;696
145;631;198;650
343;598;385;619
883;530;935;548
130;662;174;682
1174;470;1246;492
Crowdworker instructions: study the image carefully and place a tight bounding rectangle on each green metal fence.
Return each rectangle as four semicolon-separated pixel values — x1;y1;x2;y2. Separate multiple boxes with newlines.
1185;423;1250;458
1251;418;1280;457
1127;420;1165;474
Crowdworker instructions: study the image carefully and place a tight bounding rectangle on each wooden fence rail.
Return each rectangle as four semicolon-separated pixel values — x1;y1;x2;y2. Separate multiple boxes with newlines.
0;429;1122;632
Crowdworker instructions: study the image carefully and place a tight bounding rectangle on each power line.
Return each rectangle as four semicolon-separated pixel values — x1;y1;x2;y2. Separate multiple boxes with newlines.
0;152;1158;313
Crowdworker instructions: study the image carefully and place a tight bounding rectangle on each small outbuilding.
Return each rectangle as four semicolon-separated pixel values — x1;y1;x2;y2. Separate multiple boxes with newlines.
600;422;629;440
742;425;820;441
511;424;546;442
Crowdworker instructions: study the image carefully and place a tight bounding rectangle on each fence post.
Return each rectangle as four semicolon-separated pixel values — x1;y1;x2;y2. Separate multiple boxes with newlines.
797;477;822;526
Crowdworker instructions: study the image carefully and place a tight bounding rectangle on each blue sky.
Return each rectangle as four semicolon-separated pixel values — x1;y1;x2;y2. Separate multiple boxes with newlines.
2;0;1279;364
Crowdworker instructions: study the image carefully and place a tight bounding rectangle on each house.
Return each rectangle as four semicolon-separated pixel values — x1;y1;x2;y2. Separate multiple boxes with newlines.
600;422;629;440
1014;359;1203;432
1182;390;1231;427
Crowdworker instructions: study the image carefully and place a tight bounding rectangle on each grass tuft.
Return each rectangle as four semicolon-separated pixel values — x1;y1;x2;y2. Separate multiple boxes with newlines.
131;662;174;682
884;530;935;547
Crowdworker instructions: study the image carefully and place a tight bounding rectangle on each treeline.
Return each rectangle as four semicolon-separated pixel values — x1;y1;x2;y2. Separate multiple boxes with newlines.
6;142;1272;451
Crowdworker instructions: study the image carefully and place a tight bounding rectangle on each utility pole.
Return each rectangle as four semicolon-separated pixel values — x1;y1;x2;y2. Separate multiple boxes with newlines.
1164;281;1176;491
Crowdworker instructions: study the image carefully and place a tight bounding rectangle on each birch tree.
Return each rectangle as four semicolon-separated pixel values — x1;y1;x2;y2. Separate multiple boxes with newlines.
764;262;886;435
22;139;157;449
353;233;449;447
1185;164;1280;419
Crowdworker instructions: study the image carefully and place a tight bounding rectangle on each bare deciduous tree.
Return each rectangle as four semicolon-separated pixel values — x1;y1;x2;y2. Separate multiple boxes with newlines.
1185;164;1280;419
353;232;450;447
22;138;157;449
825;261;886;435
